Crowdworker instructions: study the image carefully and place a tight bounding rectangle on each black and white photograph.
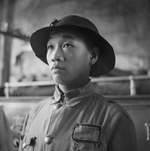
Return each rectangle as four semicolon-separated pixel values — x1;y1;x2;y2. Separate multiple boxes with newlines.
0;0;150;151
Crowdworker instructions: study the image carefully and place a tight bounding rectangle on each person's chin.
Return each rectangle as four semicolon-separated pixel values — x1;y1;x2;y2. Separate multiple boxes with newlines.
52;74;67;84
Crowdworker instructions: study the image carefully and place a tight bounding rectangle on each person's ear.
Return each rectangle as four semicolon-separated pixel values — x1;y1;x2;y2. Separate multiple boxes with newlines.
90;47;99;65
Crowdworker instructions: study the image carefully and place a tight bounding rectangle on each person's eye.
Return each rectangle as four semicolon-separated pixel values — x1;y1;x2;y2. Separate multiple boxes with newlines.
47;44;54;50
63;42;73;49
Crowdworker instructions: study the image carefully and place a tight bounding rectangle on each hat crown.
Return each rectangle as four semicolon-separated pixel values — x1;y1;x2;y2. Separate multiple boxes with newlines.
52;15;99;34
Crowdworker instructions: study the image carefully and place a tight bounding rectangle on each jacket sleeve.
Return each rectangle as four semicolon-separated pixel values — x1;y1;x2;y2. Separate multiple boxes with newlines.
108;111;138;151
0;107;14;151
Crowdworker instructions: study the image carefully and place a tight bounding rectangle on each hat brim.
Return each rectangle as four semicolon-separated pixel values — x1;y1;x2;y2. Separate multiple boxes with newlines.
30;25;115;77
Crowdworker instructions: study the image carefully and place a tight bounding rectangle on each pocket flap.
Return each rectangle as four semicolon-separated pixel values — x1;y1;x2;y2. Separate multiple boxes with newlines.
72;123;101;143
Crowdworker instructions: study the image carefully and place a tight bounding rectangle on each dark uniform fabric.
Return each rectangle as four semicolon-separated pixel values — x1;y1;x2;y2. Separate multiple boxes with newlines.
19;82;137;151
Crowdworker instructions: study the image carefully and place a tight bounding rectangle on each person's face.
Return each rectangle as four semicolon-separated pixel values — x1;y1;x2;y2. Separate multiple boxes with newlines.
46;31;92;86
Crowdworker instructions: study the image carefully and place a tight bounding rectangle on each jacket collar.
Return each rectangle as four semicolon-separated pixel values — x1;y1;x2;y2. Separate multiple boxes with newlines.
53;80;94;106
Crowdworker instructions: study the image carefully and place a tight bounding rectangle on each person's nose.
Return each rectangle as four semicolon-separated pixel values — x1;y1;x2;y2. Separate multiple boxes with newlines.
51;45;64;62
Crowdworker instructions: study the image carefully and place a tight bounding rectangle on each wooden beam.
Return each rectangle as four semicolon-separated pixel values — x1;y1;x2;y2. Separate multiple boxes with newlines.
0;0;16;89
0;30;30;41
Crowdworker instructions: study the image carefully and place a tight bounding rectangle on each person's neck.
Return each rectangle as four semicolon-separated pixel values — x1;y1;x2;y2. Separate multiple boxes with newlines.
58;78;90;93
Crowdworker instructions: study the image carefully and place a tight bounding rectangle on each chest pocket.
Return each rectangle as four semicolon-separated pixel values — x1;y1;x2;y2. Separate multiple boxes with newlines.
72;123;103;151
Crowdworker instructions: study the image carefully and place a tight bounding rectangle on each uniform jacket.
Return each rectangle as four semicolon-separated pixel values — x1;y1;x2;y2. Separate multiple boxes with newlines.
19;82;137;151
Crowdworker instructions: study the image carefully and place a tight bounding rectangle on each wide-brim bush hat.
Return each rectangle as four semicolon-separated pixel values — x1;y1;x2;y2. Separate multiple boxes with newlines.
30;15;115;77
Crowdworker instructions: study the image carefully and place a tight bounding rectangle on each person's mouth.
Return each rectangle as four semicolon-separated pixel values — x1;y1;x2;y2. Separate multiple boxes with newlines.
51;65;65;72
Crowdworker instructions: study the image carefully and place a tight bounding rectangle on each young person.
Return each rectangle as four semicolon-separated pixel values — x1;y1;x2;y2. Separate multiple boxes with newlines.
19;15;137;151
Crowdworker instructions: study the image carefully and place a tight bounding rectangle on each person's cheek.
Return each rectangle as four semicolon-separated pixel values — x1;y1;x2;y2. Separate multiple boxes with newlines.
46;53;53;69
66;50;74;58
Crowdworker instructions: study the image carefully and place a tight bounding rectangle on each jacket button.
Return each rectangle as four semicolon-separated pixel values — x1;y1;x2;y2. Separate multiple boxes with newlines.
22;142;26;148
44;135;54;144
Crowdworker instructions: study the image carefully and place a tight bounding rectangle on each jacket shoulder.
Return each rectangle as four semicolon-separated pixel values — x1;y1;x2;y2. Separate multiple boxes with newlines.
29;96;54;119
93;90;129;117
91;91;132;125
